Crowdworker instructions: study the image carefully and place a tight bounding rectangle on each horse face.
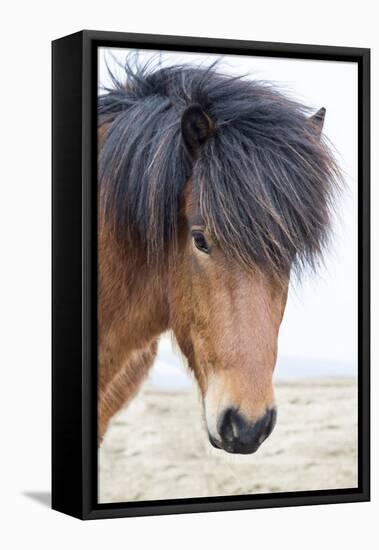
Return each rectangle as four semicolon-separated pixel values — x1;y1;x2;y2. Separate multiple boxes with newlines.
170;187;289;454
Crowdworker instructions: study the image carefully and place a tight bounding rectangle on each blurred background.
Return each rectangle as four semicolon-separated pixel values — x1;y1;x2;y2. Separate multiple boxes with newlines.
98;49;358;503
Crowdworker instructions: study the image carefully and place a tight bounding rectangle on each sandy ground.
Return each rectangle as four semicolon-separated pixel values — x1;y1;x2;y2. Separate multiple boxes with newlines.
98;378;358;503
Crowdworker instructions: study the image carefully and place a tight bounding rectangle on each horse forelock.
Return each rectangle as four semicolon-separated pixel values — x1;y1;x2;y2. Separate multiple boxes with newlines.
98;54;341;279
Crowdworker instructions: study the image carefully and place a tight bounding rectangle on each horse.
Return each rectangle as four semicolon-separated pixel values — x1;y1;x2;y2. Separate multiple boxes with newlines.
97;57;340;454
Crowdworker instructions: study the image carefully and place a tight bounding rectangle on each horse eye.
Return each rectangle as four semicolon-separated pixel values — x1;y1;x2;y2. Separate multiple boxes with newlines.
192;231;210;254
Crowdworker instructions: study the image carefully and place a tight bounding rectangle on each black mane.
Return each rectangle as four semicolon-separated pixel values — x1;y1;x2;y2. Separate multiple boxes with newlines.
98;55;341;277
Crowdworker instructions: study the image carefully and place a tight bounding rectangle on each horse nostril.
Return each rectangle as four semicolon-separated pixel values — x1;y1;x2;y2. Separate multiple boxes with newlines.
216;407;277;454
217;407;243;443
264;408;277;438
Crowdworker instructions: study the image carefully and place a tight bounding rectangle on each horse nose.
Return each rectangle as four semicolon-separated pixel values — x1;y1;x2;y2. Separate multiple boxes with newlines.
215;407;277;454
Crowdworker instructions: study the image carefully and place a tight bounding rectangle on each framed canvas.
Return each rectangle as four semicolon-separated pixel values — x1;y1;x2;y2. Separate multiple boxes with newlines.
52;30;370;520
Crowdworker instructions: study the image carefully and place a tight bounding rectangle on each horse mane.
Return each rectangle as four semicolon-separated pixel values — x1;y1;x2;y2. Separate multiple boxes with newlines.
98;54;341;278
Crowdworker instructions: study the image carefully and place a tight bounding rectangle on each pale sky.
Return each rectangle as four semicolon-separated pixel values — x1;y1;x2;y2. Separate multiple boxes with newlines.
98;48;358;382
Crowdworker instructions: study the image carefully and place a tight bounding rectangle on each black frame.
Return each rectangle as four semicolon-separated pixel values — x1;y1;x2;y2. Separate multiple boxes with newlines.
52;30;370;520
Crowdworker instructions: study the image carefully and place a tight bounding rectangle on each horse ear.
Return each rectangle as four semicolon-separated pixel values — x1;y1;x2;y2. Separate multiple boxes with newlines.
181;104;214;158
309;107;326;138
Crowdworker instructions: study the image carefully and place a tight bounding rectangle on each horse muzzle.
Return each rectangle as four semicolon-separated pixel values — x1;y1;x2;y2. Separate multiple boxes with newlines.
208;407;277;454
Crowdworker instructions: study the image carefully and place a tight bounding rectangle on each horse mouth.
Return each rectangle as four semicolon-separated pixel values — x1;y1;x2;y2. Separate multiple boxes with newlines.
208;433;263;454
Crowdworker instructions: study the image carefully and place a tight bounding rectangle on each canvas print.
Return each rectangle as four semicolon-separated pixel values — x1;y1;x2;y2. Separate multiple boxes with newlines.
97;48;357;504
